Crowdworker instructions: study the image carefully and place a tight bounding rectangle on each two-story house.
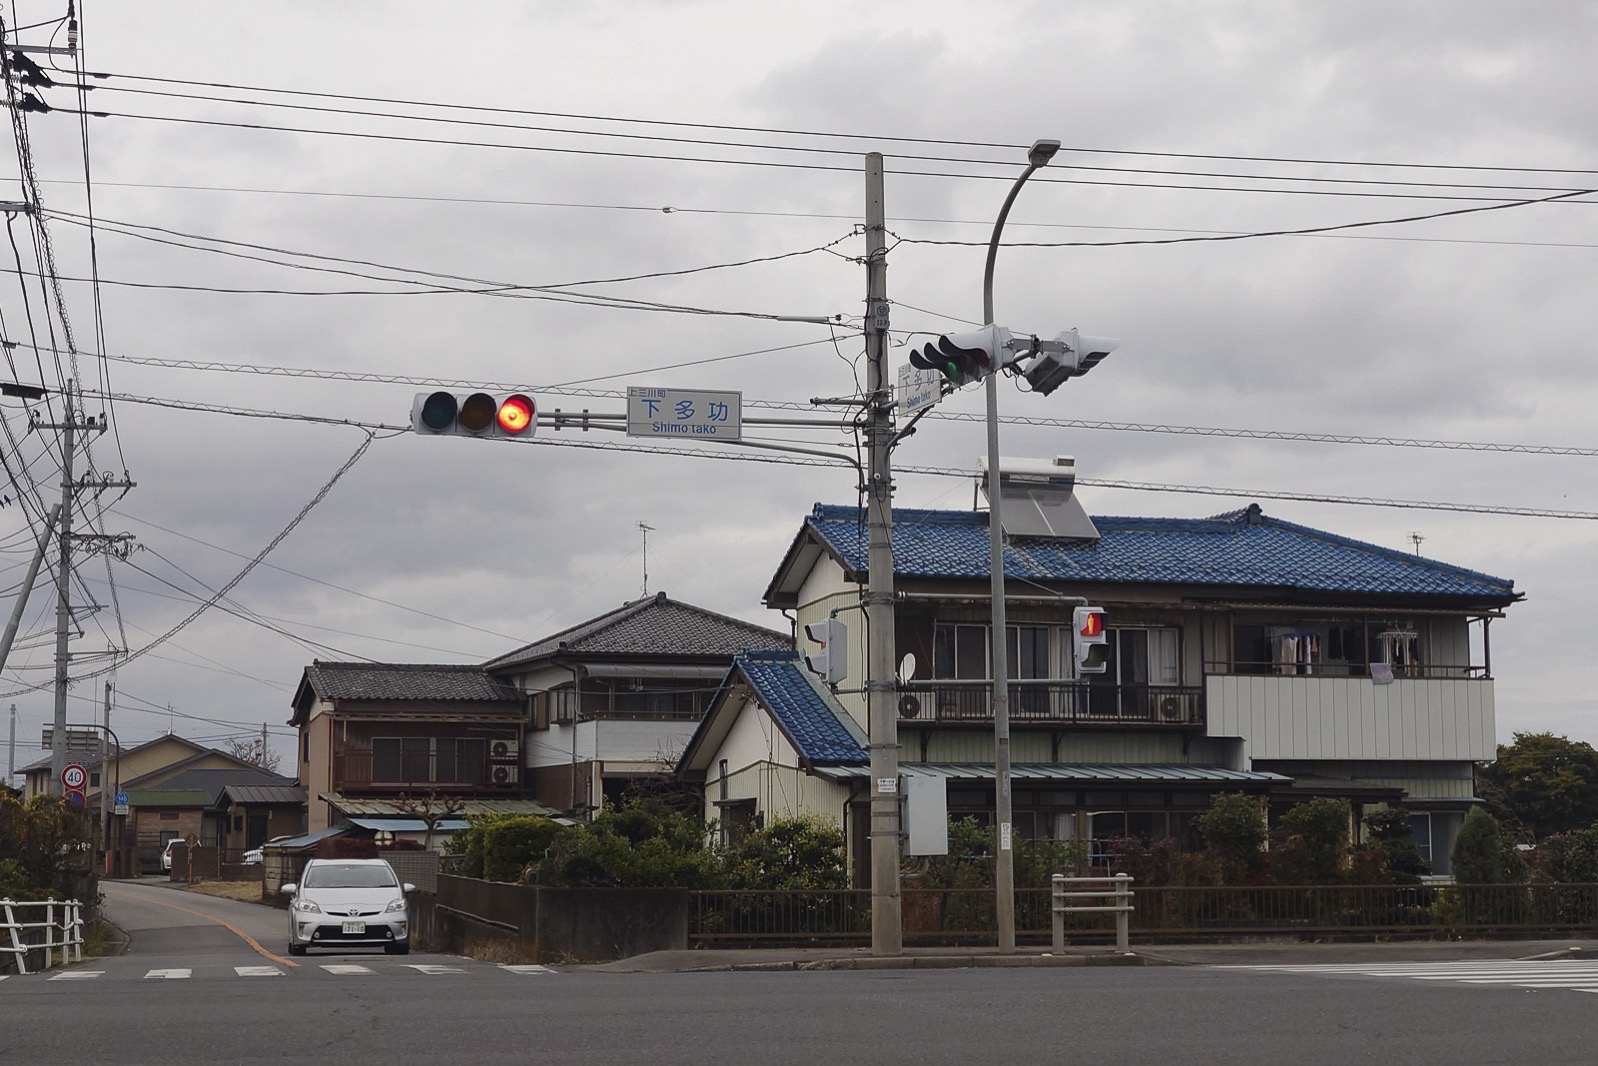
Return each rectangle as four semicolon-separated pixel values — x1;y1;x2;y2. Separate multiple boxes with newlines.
485;591;792;814
679;481;1520;878
291;593;791;830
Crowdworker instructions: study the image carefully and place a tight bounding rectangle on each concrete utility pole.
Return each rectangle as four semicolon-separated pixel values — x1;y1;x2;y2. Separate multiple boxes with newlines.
36;385;132;796
863;153;903;955
48;391;78;797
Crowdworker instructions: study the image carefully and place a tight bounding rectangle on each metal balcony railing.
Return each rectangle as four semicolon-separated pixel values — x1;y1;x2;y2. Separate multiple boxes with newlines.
897;681;1204;726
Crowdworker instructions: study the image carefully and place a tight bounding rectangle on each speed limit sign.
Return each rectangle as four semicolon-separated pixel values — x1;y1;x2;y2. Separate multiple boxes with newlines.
61;763;88;791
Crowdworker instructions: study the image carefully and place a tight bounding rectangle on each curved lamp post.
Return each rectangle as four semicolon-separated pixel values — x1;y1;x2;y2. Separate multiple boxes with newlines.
983;139;1059;952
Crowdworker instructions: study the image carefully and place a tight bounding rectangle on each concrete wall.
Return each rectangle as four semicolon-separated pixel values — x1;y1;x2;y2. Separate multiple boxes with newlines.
432;875;689;963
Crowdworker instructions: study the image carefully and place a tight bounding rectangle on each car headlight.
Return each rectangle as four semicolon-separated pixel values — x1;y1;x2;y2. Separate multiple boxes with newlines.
385;898;406;913
293;898;322;914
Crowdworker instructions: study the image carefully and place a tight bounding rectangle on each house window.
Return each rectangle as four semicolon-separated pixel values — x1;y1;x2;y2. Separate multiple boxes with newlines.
1408;813;1433;865
551;687;577;725
372;737;431;784
90;771;100;787
934;623;989;680
302;731;310;764
434;738;488;784
1085;628;1179;719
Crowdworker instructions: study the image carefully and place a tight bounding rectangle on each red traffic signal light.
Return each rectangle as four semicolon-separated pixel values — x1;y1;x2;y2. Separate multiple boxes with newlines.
412;391;537;438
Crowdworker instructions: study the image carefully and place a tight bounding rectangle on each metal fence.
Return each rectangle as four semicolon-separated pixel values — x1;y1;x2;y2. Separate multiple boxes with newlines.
1;899;84;975
685;883;1598;947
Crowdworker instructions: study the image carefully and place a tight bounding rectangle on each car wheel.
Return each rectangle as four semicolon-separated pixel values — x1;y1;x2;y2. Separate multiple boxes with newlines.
384;941;410;956
288;942;306;957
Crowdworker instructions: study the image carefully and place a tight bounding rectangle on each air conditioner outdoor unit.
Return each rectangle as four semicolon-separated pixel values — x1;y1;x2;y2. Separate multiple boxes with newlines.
1158;695;1184;722
489;739;520;762
490;763;519;787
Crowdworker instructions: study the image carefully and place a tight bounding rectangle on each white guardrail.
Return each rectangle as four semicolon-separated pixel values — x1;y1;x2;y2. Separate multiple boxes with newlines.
1051;873;1134;952
1;899;84;975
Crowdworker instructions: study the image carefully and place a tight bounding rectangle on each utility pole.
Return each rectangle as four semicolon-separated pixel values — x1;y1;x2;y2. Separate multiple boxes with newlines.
36;385;132;796
7;703;14;781
47;391;78;797
101;682;112;862
863;153;903;955
261;722;269;766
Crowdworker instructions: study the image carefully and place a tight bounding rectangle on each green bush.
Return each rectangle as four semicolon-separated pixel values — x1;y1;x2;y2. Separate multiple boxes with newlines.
481;816;569;883
1452;806;1508;884
537;799;721;888
0;793;93;898
1271;798;1351;884
724;816;845;890
1196;794;1267;884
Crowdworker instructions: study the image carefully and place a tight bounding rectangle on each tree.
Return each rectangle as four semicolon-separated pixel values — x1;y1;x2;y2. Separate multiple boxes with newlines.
1195;793;1268;884
391;788;467;852
1478;732;1598;842
1270;798;1351;884
225;735;282;774
1451;806;1510;884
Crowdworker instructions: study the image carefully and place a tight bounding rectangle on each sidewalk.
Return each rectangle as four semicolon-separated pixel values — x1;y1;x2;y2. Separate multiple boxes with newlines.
579;936;1598;974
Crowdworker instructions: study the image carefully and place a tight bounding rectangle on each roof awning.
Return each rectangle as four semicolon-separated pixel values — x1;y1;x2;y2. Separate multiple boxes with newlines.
580;663;728;680
813;762;1291;786
267;825;348;850
345;816;470;833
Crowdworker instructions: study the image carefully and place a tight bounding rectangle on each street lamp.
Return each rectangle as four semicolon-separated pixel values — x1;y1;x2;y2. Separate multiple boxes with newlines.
983;138;1059;952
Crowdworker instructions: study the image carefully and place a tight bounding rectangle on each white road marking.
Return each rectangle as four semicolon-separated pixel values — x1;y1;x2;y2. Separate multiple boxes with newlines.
47;971;102;981
404;964;466;975
1222;960;1598;993
144;968;192;980
500;964;555;975
321;964;375;975
235;966;283;977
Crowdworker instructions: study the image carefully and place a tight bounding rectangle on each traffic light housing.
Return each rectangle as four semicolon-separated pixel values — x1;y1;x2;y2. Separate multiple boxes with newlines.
1023;328;1120;396
909;324;1013;389
1073;606;1109;675
412;391;536;438
802;617;847;684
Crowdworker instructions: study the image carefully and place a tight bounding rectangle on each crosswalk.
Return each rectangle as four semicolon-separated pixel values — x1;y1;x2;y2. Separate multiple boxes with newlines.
1221;959;1598;994
10;961;556;984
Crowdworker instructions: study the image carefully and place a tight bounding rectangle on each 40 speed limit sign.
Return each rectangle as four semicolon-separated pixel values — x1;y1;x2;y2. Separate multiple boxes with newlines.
61;763;88;791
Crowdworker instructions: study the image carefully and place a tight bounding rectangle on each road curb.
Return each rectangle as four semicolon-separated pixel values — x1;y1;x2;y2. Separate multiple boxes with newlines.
686;952;1158;973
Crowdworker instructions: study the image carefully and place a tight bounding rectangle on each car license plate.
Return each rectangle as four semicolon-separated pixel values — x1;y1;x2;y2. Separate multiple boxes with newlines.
341;921;365;935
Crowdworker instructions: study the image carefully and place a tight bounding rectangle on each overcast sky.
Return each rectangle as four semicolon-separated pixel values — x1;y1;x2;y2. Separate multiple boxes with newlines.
3;1;1596;775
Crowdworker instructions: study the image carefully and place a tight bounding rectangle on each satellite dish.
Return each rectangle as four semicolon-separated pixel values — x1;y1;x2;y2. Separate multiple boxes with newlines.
898;653;917;682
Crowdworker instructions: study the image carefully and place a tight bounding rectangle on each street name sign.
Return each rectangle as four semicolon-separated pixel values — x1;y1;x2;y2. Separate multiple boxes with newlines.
626;387;742;441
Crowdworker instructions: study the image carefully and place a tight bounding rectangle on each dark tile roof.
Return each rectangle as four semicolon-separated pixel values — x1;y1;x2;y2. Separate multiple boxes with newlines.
302;662;521;702
155;767;296;806
485;591;791;671
735;650;866;766
798;502;1517;603
221;784;307;806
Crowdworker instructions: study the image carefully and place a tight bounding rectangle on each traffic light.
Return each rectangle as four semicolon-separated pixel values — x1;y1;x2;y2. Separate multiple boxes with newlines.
411;391;536;438
908;324;1013;388
1073;606;1109;675
802;617;847;684
1022;328;1120;396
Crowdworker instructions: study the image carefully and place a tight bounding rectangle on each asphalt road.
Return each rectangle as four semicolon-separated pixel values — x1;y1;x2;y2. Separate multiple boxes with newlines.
6;883;1595;1065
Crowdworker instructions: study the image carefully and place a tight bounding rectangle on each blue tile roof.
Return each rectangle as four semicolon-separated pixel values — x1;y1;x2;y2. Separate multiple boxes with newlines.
735;650;866;766
805;502;1516;602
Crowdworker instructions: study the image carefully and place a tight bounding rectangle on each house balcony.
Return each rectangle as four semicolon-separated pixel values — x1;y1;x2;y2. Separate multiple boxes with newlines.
333;750;516;793
897;680;1204;728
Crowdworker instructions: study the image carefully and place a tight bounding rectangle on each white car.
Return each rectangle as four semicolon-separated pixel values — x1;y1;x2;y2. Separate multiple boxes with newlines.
160;838;184;872
282;858;414;956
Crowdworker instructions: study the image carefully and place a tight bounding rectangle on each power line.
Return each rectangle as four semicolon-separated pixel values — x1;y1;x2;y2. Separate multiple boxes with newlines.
94;69;1598;179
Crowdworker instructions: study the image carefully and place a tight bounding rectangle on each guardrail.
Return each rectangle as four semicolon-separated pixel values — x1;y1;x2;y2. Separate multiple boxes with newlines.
1;899;84;975
1052;874;1134;951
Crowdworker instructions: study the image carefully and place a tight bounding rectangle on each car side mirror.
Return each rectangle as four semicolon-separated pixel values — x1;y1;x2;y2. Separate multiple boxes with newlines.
279;883;297;895
402;883;416;894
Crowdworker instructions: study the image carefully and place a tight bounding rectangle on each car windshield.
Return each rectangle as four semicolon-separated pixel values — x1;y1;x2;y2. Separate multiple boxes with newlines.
302;863;397;889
